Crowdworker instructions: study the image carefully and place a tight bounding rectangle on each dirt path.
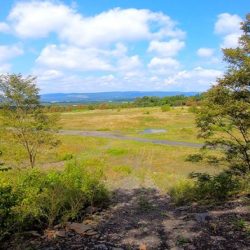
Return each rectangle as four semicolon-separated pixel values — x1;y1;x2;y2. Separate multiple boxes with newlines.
59;130;203;148
8;188;250;250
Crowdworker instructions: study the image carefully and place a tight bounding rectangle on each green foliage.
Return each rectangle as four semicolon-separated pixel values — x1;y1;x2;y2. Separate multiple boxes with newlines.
173;15;250;206
161;104;171;112
134;95;203;108
0;186;18;240
191;172;240;200
61;153;74;161
232;218;248;230
188;106;198;113
176;236;191;246
196;15;250;174
0;74;60;168
169;179;196;205
185;153;203;162
106;148;128;156
113;165;132;176
170;172;240;205
0;162;108;240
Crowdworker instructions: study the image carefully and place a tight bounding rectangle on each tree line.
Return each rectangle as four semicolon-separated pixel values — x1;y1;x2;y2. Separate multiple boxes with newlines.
41;94;203;113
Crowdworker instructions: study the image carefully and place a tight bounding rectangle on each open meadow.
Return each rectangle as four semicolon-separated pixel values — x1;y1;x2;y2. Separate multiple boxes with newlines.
1;107;220;192
0;2;249;248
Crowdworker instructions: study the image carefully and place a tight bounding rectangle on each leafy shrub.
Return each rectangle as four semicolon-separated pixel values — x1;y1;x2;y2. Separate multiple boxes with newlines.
206;155;220;165
188;106;198;113
169;179;196;205
170;172;240;205
161;104;171;112
185;153;203;162
0;161;109;239
190;172;240;200
0;186;18;240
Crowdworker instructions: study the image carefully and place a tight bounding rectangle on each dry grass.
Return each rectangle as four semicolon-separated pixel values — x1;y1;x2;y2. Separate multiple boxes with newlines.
60;107;203;143
1;107;220;192
48;135;219;191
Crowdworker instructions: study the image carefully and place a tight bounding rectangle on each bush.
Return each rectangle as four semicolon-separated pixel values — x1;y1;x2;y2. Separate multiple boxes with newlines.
188;106;198;113
170;171;240;205
185;153;203;162
0;161;109;239
161;104;171;112
190;172;240;200
169;180;196;205
0;186;18;240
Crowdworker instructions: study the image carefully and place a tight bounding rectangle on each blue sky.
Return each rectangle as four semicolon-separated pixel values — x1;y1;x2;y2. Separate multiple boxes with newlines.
0;1;248;93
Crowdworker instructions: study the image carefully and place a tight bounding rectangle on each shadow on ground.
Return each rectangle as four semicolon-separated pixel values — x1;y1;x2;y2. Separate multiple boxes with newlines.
3;188;250;250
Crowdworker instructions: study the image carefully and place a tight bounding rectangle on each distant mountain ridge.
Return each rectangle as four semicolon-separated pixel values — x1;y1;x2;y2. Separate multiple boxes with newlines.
40;91;199;103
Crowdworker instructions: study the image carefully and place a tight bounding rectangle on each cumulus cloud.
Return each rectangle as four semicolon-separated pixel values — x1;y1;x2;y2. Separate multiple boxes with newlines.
35;69;64;82
0;45;23;62
148;57;180;75
197;48;214;57
117;55;142;72
148;39;185;57
0;0;228;93
8;1;184;47
0;22;10;33
0;45;23;73
0;63;11;74
165;67;223;91
36;42;143;74
36;44;113;71
8;1;74;38
215;13;242;48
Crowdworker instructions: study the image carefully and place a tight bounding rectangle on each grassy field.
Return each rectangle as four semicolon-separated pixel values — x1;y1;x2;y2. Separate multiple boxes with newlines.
60;107;204;143
1;107;220;192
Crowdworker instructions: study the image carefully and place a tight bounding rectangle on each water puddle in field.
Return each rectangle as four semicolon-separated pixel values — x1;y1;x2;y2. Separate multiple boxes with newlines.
141;129;167;134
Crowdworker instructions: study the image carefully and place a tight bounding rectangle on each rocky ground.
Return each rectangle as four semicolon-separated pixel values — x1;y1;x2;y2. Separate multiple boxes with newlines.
2;188;250;250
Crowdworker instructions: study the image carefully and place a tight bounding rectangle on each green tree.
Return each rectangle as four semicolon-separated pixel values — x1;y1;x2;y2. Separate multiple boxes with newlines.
0;74;60;168
197;14;250;174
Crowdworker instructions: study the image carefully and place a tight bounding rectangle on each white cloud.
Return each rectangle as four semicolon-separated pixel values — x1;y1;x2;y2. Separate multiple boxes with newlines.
0;45;23;62
0;63;11;73
117;55;142;72
0;22;10;33
148;39;185;57
197;48;214;57
148;57;180;75
2;0;226;93
36;69;64;82
0;45;22;74
36;41;144;75
215;13;242;35
8;1;184;47
165;67;223;91
215;13;242;48
221;33;241;48
36;44;113;71
8;1;75;38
